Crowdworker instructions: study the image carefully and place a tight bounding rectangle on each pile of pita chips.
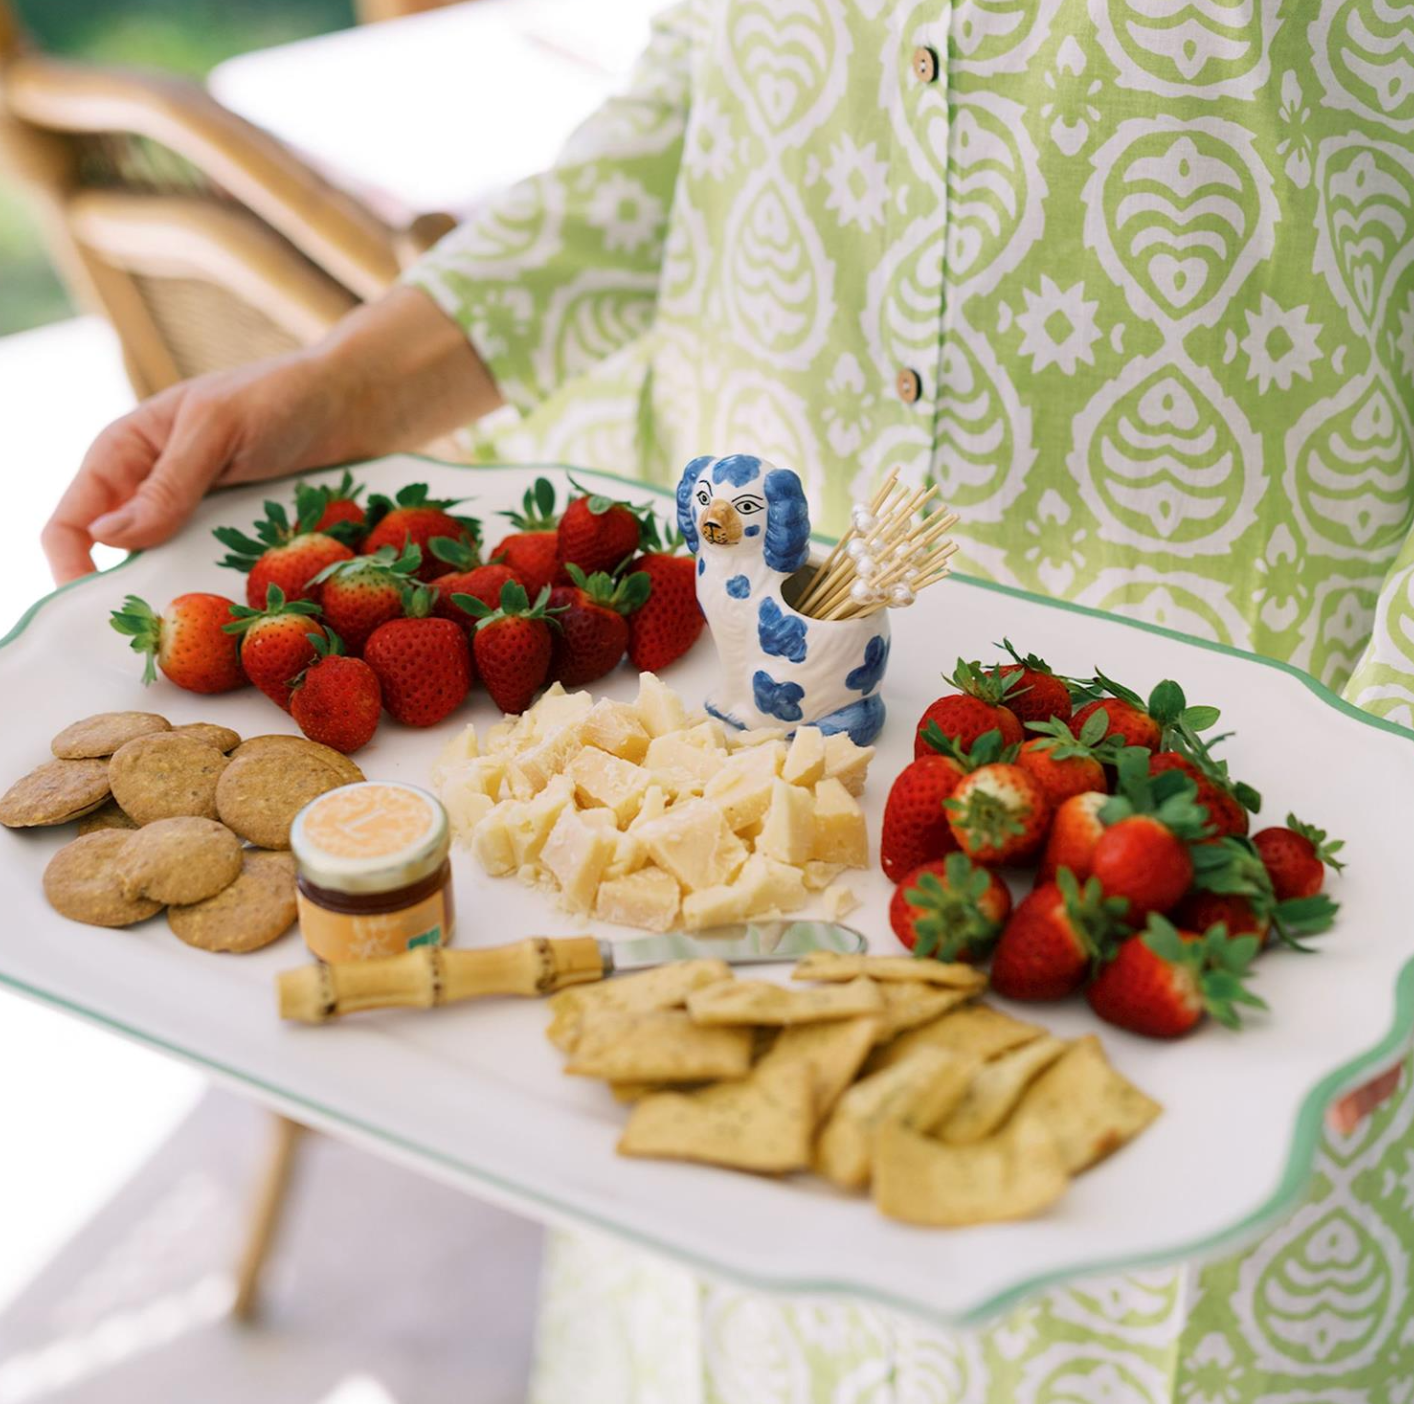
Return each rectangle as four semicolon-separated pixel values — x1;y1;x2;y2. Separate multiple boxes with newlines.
545;953;1161;1228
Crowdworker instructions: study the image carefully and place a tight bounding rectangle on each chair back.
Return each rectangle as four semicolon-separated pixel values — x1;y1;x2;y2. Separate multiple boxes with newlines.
0;2;428;397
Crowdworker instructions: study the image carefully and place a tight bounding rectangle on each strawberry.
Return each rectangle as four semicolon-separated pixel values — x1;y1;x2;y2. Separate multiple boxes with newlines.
915;659;1025;758
426;535;523;622
299;471;366;537
544;564;650;687
889;852;1012;962
362;483;478;581
109;593;246;694
490;477;561;599
223;585;326;710
1018;712;1123;808
1069;673;1231;762
1037;791;1109;885
1187;834;1339;951
945;760;1050;865
1149;751;1252;839
995;640;1075;725
1090;750;1211;920
1086;915;1267;1039
556;478;651;578
457;580;559;714
290;632;381;753
880;729;1013;881
362;587;473;727
1069;696;1161;752
214;495;354;608
1253;815;1345;901
990;868;1129;1001
625;521;705;672
310;544;421;654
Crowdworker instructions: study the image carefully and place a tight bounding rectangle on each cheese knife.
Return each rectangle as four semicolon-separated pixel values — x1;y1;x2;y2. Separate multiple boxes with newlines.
277;920;868;1025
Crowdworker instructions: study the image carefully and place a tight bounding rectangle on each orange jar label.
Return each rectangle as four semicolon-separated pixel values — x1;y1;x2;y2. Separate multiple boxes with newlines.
298;888;451;962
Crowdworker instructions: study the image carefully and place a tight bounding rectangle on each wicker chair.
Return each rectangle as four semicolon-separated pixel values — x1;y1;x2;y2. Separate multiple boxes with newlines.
0;1;455;397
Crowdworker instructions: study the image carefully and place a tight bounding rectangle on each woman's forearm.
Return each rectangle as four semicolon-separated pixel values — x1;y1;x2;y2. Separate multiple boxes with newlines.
306;284;504;467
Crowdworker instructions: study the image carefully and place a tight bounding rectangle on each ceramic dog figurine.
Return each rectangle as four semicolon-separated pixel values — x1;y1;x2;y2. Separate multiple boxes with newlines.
676;453;889;746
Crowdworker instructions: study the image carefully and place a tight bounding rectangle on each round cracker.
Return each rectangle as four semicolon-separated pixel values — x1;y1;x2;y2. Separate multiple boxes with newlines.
168;849;297;953
78;799;140;835
216;748;356;849
118;816;244;905
44;830;163;927
169;722;241;753
109;733;230;825
51;711;170;759
230;734;364;785
1;758;112;828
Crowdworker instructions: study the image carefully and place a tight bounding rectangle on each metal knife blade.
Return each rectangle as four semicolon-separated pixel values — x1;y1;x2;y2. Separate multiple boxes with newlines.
601;919;866;974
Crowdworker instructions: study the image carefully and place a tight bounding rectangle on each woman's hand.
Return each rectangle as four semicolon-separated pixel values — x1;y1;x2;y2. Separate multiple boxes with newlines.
43;354;341;583
43;286;502;583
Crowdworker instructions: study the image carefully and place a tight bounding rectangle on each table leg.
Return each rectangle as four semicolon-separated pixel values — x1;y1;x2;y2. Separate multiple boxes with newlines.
231;1112;305;1322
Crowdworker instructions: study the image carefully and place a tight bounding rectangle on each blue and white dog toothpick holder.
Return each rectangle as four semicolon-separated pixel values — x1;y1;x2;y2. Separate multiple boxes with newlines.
676;453;892;747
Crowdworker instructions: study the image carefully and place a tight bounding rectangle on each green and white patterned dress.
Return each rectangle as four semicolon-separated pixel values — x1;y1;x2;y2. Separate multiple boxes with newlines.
407;2;1414;1397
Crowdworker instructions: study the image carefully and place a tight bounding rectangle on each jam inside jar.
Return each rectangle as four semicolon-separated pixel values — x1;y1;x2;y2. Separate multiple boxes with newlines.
290;782;455;961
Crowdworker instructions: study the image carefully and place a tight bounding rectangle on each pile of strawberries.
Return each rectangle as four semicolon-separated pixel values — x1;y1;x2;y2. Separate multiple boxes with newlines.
109;474;705;754
883;645;1345;1040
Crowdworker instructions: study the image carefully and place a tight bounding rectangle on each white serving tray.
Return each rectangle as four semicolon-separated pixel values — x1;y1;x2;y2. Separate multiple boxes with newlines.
3;457;1412;1328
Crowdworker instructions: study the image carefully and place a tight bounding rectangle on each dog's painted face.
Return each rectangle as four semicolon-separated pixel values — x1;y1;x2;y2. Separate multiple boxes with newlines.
692;474;765;549
676;453;811;575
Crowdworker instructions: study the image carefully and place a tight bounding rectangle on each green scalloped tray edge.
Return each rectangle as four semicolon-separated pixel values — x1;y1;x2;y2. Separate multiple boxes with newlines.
3;454;1413;1329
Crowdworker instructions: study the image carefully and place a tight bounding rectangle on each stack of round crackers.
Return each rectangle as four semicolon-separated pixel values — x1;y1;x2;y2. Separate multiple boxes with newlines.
1;712;363;953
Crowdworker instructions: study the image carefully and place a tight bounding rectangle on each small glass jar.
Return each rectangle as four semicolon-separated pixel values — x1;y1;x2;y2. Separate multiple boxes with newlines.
290;781;455;962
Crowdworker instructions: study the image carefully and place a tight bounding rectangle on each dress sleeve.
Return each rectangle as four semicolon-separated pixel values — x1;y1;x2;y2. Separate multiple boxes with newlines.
403;2;697;415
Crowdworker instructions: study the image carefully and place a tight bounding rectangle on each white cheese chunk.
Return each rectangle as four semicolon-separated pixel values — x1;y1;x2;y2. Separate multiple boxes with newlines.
595;865;681;932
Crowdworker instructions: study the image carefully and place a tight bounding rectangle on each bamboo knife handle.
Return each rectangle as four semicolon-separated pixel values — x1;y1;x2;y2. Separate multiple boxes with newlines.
277;938;607;1025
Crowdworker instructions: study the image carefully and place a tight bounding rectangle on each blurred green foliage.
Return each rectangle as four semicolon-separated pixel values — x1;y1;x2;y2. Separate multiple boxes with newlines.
0;0;355;335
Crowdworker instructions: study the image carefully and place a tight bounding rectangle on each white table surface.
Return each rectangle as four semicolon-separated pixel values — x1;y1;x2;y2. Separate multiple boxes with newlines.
209;0;667;220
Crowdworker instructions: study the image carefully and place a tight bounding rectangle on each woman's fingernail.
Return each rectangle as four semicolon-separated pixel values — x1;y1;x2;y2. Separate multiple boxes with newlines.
91;507;136;538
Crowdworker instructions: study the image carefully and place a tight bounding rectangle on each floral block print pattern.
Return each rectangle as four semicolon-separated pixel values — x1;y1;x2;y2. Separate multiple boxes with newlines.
405;0;1414;1395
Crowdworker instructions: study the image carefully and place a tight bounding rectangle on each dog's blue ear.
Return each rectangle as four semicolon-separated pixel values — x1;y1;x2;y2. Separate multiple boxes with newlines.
676;455;714;553
763;468;810;574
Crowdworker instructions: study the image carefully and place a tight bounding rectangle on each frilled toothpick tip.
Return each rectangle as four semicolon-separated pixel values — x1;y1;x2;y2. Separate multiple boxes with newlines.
795;470;958;621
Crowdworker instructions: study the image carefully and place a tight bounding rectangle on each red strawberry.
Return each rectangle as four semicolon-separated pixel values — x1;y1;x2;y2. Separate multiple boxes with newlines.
1038;791;1108;885
214;497;353;608
363;588;473;727
362;483;478;581
625;523;704;672
1149;752;1250;839
310;544;421;654
109;593;246;694
290;633;381;753
543;564;650;687
300;471;366;536
945;762;1050;865
1086;915;1266;1039
890;853;1012;962
880;729;1013;881
1187;834;1339;951
1089;751;1210;920
556;479;651;578
990;868;1129;1001
996;640;1075;725
1070;696;1161;752
915;659;1025;759
1018;711;1122;808
490;477;562;598
1253;815;1345;901
426;536;522;622
458;580;558;715
223;585;326;710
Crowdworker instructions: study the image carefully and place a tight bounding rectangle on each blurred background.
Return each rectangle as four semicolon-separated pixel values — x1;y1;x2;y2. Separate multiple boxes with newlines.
0;2;657;1399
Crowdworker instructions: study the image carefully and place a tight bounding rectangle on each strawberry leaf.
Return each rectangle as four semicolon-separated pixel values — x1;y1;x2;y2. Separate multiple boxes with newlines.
1287;813;1347;871
429;535;480;570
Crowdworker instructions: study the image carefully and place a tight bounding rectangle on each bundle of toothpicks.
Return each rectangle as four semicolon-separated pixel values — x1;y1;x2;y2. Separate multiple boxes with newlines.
794;469;958;622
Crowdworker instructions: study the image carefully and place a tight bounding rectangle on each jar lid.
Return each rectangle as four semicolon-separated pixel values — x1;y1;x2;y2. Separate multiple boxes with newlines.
290;782;449;895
